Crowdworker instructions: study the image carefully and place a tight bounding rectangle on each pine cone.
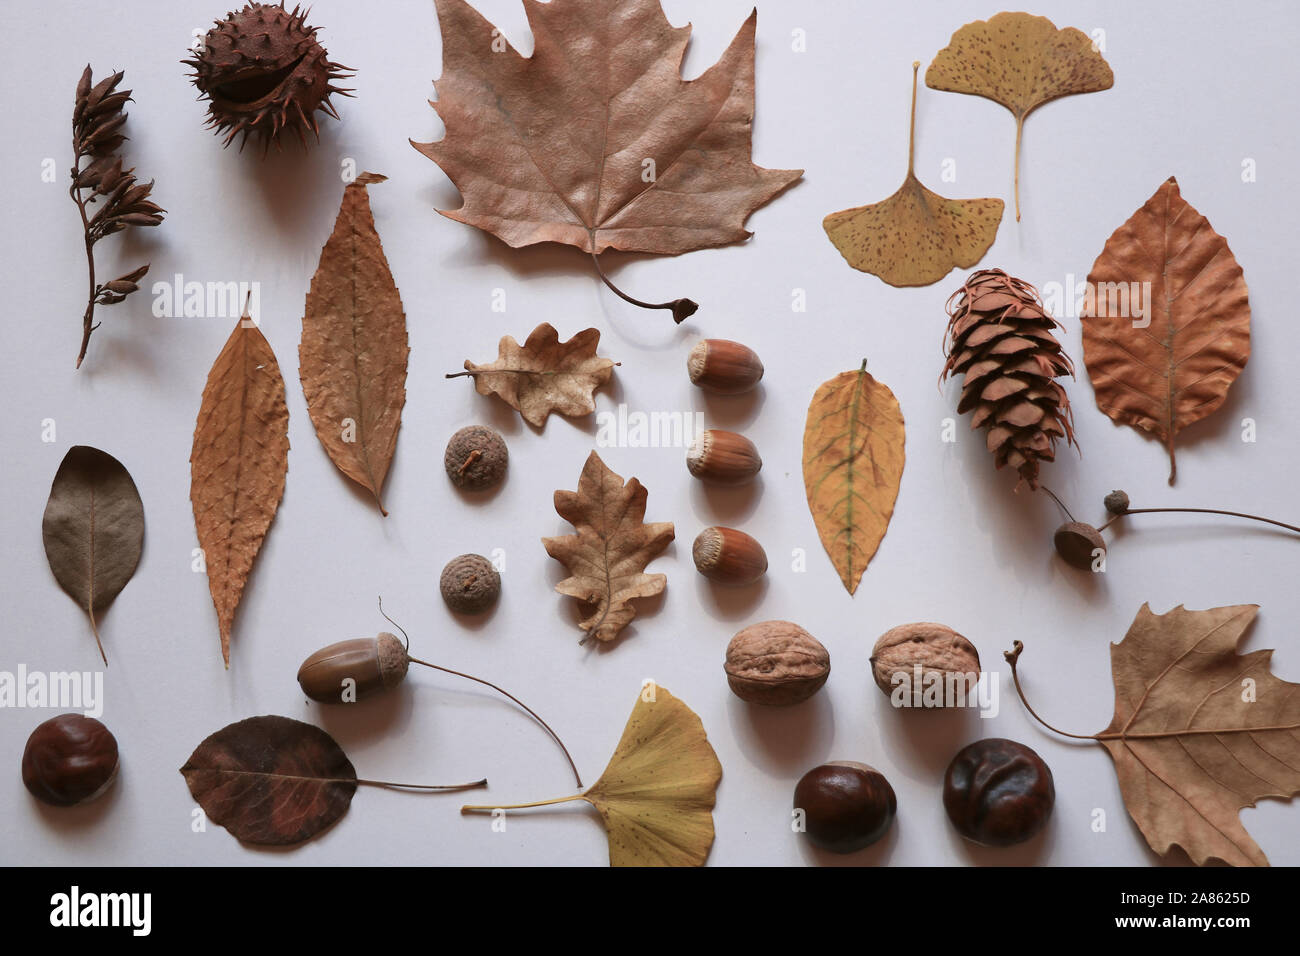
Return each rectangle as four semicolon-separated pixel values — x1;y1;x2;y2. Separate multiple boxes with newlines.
941;269;1077;489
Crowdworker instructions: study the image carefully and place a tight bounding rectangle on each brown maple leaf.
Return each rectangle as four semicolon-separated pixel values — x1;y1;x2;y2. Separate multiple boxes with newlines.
1007;603;1300;867
448;323;616;427
543;452;674;644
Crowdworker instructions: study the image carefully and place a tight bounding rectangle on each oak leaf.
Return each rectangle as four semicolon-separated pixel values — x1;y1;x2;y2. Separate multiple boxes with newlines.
542;451;674;643
300;171;409;514
925;12;1113;220
1007;604;1300;867
463;685;723;866
802;361;905;594
191;302;289;667
452;323;615;427
824;64;1002;287
1080;177;1250;484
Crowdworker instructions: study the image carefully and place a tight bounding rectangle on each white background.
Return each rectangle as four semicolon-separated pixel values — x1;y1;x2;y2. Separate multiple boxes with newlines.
2;0;1298;867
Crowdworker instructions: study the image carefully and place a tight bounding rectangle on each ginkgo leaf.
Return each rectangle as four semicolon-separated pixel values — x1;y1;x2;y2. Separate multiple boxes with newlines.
542;451;674;644
925;11;1113;221
1006;604;1300;867
449;323;615;428
802;361;906;594
300;172;409;515
462;685;723;866
1080;177;1250;484
824;63;1003;287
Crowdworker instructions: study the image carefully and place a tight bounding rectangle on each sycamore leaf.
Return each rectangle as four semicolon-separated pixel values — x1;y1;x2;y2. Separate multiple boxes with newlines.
542;451;674;643
300;172;409;514
802;361;905;594
463;686;723;866
451;323;615;427
1080;177;1250;484
824;64;1002;287
1007;604;1300;867
925;12;1113;220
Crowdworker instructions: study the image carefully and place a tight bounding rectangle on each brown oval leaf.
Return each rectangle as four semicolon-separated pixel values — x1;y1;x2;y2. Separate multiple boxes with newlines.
1080;177;1250;484
191;306;290;666
300;171;408;515
41;445;144;664
180;715;357;846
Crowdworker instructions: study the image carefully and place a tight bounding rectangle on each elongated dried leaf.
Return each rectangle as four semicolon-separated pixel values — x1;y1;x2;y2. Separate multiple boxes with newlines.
181;716;357;846
542;451;674;643
1080;177;1250;484
802;361;905;594
463;686;722;866
413;0;801;256
191;307;289;666
300;172;408;515
925;12;1113;220
824;64;1002;287
455;323;615;427
41;446;144;664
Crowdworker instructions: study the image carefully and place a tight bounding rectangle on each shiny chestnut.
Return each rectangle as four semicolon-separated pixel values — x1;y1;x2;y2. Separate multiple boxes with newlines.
794;761;896;853
22;714;119;807
943;738;1054;846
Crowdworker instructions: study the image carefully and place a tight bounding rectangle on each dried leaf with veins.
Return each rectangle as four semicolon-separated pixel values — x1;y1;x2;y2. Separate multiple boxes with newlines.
463;686;722;866
181;715;485;846
926;12;1113;221
191;301;289;667
300;172;408;515
543;451;674;643
1006;604;1300;867
802;361;905;594
412;0;801;322
41;446;145;664
1080;177;1250;484
449;323;615;427
824;63;1002;287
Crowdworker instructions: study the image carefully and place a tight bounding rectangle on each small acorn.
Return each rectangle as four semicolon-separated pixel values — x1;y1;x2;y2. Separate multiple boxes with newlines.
687;339;764;394
1053;521;1106;570
692;526;767;586
297;632;409;703
687;429;762;486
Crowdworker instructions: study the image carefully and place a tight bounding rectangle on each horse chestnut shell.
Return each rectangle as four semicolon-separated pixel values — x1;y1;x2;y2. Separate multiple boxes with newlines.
943;738;1054;846
22;714;119;807
794;761;896;853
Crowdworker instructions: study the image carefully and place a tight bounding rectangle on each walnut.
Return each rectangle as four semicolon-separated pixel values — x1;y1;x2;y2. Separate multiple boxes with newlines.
869;622;981;706
724;620;830;706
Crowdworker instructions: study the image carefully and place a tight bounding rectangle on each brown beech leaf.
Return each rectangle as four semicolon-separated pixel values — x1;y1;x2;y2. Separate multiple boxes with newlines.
1080;177;1250;484
542;451;673;643
925;12;1113;221
412;0;801;257
802;361;905;594
41;446;144;664
300;171;408;515
451;323;615;427
824;64;1002;287
191;303;289;667
1007;604;1300;867
463;685;722;866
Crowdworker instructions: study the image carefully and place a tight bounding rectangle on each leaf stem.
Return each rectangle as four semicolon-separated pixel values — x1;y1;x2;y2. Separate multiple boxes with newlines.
907;61;919;176
1013;113;1025;222
356;777;487;791
1039;484;1075;522
461;794;585;813
589;252;697;324
1003;641;1096;740
1097;507;1300;535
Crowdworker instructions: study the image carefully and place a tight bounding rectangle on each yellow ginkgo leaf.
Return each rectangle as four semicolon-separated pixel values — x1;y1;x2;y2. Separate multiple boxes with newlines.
462;685;723;867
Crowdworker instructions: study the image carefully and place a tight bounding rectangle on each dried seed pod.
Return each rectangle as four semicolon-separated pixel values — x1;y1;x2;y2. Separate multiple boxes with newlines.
686;429;762;485
1054;521;1106;570
444;425;508;491
869;623;981;705
687;339;764;394
183;2;354;151
22;714;119;807
1104;489;1130;515
692;526;767;586
439;553;501;614
297;632;409;703
724;621;830;706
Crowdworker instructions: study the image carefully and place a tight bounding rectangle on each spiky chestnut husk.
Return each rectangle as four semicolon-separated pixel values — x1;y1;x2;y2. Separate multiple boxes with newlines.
183;2;352;151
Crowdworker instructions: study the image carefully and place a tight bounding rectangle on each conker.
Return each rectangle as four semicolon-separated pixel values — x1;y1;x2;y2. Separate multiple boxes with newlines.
794;761;896;853
22;714;119;807
943;738;1054;847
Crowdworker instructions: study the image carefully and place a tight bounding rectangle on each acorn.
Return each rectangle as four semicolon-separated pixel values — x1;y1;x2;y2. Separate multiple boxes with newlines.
687;339;764;394
183;2;354;151
692;526;767;586
297;632;409;703
687;429;762;485
1053;521;1106;570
